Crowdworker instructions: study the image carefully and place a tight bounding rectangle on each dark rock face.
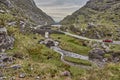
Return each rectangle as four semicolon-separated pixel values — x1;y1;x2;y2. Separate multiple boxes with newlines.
0;27;14;52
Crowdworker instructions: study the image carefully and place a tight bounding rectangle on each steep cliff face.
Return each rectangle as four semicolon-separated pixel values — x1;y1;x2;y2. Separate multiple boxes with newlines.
0;0;54;25
61;0;120;40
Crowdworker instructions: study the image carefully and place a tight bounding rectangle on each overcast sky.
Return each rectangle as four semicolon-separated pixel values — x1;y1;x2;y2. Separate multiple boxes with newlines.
34;0;89;22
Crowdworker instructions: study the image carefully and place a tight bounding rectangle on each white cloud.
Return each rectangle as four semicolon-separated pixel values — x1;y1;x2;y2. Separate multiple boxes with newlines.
34;0;89;22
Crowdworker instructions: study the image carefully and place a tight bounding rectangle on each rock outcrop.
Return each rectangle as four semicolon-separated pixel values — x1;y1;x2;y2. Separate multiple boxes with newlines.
89;48;105;61
0;27;14;52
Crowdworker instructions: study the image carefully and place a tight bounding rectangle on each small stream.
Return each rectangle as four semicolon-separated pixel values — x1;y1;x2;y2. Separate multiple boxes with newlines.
51;46;88;60
51;46;93;69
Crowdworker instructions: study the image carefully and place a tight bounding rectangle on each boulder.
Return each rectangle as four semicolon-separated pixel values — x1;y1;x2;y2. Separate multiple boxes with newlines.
0;27;14;52
112;51;120;62
89;48;105;61
46;40;55;47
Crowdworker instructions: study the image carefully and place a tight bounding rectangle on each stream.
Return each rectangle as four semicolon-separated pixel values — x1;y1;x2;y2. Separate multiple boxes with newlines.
51;46;93;69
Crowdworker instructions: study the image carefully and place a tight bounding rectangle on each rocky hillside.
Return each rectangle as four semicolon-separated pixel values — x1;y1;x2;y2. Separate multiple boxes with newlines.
0;0;54;25
61;0;120;40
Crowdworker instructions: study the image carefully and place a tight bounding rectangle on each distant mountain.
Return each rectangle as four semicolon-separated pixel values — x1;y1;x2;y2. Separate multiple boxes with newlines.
0;0;54;25
61;0;120;40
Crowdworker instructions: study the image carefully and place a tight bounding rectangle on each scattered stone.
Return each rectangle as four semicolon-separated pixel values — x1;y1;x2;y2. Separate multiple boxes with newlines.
30;67;34;71
7;22;16;26
89;48;105;61
61;71;71;77
19;73;26;78
10;64;21;70
36;76;40;80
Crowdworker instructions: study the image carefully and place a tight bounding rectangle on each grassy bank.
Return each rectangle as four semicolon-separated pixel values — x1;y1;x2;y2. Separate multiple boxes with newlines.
64;56;92;66
51;34;91;55
5;27;88;80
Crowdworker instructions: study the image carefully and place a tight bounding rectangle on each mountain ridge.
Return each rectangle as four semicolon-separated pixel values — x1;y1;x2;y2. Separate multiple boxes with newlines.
61;0;120;40
0;0;55;25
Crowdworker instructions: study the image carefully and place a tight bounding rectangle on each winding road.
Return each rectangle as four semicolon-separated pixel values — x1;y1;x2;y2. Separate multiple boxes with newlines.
37;25;120;68
60;31;120;45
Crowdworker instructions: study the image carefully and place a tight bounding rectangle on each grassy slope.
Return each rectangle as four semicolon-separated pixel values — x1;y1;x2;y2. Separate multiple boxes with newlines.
5;27;88;80
51;34;91;55
61;0;120;40
64;56;92;66
0;11;120;80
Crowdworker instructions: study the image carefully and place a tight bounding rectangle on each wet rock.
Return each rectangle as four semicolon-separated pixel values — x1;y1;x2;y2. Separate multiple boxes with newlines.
19;73;26;78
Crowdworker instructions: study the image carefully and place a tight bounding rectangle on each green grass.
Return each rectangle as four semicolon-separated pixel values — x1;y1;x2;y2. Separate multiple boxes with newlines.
51;34;91;55
110;44;120;51
6;27;88;80
2;21;120;80
64;56;92;66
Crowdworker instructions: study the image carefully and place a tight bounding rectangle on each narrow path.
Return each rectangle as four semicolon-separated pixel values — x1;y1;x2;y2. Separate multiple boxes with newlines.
60;31;120;45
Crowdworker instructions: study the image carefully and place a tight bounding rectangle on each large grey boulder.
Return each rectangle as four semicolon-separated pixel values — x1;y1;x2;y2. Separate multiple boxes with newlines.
0;27;14;52
89;48;105;61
